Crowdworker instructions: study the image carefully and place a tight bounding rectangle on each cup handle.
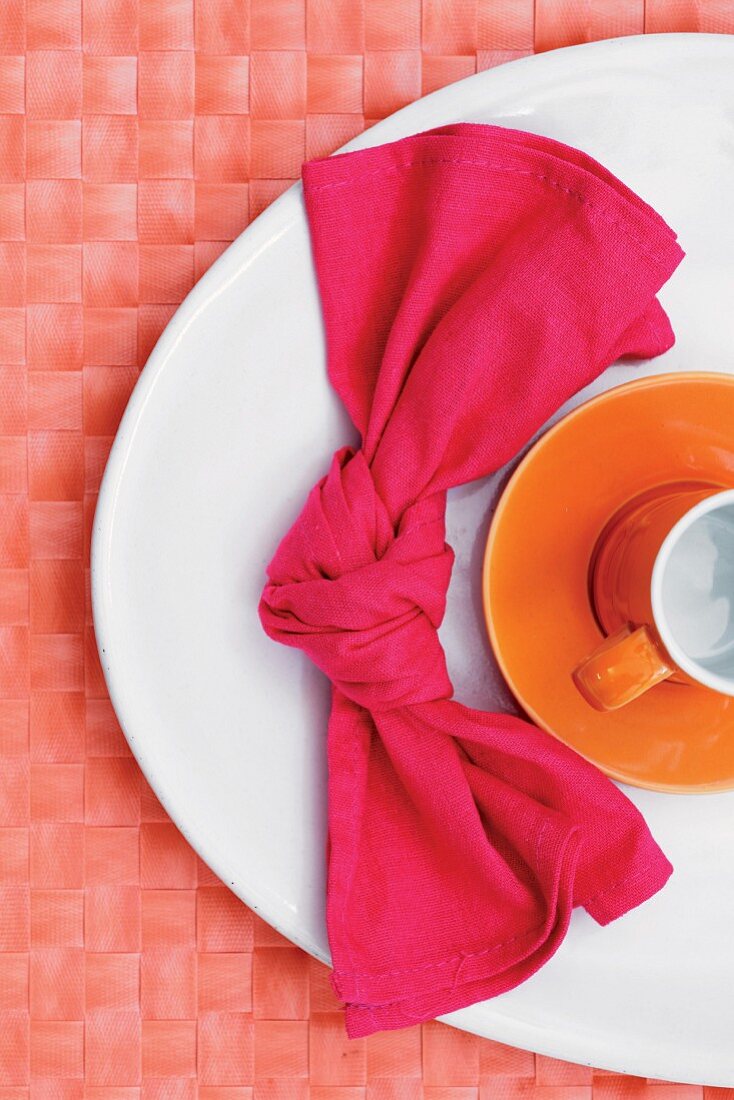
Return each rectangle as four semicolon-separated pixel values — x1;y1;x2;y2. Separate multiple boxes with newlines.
573;624;675;711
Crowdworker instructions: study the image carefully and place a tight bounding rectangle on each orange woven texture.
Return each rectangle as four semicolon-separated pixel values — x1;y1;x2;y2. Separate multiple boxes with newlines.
0;0;731;1093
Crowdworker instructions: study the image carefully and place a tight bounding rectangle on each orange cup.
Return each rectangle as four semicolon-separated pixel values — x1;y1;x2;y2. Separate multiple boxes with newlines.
574;484;734;710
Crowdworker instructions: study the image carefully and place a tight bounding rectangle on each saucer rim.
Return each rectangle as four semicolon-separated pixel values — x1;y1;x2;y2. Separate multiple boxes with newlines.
482;370;734;795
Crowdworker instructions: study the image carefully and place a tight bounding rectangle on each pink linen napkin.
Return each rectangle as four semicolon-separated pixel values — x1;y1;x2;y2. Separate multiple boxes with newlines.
259;123;684;1036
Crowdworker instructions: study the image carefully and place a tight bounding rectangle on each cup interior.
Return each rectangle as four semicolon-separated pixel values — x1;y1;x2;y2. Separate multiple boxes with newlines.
654;492;734;688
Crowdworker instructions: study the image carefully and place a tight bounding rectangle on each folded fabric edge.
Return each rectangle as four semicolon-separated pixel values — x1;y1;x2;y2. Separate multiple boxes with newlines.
581;838;673;926
333;828;672;1037
338;828;581;1038
301;124;684;280
338;849;673;1038
329;819;580;1037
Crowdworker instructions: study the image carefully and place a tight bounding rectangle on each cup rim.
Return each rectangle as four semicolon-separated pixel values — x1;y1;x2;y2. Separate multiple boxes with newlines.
651;487;734;696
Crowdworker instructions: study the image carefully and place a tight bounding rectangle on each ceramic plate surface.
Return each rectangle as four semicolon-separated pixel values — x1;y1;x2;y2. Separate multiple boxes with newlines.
93;34;734;1086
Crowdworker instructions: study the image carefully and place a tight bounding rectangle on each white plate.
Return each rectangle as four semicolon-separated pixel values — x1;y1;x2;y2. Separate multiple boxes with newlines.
92;34;734;1086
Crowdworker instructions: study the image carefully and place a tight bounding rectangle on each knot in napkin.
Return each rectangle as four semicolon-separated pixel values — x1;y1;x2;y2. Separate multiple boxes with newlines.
260;447;454;709
258;124;684;1037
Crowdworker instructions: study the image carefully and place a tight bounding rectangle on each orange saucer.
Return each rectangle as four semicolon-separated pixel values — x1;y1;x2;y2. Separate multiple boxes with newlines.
483;373;734;793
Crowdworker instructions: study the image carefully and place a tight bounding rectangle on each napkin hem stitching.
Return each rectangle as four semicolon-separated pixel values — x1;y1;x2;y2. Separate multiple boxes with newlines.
305;157;675;268
333;920;547;981
333;861;663;983
578;860;665;911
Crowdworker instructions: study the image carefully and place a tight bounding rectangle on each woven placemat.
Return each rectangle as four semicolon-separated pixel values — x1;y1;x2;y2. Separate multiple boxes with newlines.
0;1;729;1093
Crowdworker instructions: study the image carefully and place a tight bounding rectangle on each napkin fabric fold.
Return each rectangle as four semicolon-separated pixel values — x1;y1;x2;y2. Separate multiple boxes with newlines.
259;124;684;1036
